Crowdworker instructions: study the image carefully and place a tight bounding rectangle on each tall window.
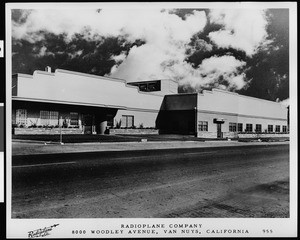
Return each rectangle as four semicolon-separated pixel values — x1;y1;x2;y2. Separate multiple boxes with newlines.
282;125;287;133
275;125;280;132
70;112;79;126
16;109;27;125
238;123;243;132
121;115;134;128
245;124;253;132
255;124;262;132
40;111;58;126
268;125;273;132
198;121;208;131
229;122;237;132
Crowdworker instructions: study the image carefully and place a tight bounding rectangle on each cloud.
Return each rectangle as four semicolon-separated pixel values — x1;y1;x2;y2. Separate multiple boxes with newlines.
104;9;208;82
177;55;247;91
208;9;269;56
12;8;271;93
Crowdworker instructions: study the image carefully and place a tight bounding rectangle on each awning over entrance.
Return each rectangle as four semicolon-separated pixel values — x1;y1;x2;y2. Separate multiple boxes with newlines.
213;118;225;124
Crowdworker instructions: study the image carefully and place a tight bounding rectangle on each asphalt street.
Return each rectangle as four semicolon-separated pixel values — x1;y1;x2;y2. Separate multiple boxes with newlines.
11;144;289;218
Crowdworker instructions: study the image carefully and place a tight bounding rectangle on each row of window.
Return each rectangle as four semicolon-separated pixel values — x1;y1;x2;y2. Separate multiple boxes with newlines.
229;122;287;133
16;109;135;128
198;120;288;133
16;109;79;126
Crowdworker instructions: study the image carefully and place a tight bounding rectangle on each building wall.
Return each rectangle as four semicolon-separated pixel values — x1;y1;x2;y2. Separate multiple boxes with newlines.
197;89;287;119
14;69;164;111
196;89;288;138
12;69;288;138
160;79;178;94
114;109;159;128
196;111;238;138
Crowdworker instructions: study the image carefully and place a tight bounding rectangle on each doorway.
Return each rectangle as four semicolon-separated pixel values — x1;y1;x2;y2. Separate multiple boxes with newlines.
82;114;94;134
217;123;223;138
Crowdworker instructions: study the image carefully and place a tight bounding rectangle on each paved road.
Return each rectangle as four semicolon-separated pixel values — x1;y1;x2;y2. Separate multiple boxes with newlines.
11;144;289;218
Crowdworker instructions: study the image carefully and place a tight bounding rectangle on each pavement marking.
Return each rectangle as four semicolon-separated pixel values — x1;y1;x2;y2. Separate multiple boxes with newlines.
183;151;219;155
12;161;77;168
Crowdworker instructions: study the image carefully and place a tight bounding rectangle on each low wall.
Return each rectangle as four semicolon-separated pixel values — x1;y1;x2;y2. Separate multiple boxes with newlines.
238;133;289;138
197;131;289;139
109;128;159;135
197;132;217;138
14;127;84;135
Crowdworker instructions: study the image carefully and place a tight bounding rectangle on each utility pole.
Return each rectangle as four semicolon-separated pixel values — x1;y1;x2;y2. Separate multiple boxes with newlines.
59;116;64;145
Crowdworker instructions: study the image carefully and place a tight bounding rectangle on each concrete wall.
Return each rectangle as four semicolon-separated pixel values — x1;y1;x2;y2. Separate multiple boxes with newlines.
195;89;288;138
160;79;178;94
196;111;238;138
197;89;287;119
13;69;288;137
109;129;159;135
14;69;164;111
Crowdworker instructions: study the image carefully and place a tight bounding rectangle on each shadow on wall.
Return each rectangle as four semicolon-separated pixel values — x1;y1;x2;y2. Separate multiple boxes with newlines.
156;96;196;135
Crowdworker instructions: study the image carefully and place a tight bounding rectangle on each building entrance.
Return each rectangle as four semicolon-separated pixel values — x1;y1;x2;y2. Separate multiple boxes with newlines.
214;118;225;139
82;114;95;134
217;123;223;138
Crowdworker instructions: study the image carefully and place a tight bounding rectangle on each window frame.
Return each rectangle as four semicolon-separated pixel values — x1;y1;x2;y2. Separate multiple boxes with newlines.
255;124;262;133
268;125;273;133
198;121;208;131
40;110;59;126
121;115;134;128
229;122;237;132
16;109;27;126
238;123;243;132
245;123;253;132
282;125;287;133
70;112;79;126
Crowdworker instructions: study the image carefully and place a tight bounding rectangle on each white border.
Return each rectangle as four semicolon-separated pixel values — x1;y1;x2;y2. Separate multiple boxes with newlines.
6;2;298;238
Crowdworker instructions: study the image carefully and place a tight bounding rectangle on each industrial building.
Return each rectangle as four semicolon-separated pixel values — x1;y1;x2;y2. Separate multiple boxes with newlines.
12;68;288;138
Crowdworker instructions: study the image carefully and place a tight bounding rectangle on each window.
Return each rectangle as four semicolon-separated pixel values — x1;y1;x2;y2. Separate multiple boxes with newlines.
49;111;58;125
268;125;273;132
70;112;79;126
137;81;161;92
229;122;237;132
255;124;262;132
40;111;58;126
16;109;27;125
198;121;208;131
282;126;287;133
245;124;253;132
238;123;243;132
148;81;161;91
139;84;147;92
275;125;280;132
121;115;134;128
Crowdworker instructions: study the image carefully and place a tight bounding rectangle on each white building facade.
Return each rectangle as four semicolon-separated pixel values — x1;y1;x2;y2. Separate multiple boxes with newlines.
12;68;288;138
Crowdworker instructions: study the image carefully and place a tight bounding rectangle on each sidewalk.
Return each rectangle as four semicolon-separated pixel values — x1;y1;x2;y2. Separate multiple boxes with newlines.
11;139;289;156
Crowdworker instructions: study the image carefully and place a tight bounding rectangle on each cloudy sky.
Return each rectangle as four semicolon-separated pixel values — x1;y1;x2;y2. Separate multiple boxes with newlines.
11;7;289;102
